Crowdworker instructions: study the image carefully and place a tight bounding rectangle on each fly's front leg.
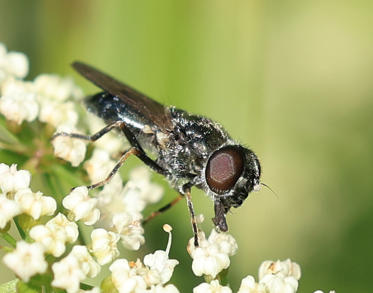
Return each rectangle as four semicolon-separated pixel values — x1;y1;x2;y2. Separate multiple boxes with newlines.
183;184;199;247
142;194;184;224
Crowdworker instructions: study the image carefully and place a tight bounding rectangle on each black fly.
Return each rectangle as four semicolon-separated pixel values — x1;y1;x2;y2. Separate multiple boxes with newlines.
53;62;261;246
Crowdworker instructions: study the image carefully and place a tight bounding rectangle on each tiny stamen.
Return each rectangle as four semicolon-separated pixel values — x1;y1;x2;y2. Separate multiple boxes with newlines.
163;224;173;255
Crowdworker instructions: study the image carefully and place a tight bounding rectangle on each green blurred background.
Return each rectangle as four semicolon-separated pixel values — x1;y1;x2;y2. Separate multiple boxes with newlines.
1;1;372;292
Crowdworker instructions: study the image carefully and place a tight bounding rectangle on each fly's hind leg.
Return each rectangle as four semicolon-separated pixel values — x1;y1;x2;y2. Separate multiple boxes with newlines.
86;147;140;189
52;120;169;189
52;120;123;142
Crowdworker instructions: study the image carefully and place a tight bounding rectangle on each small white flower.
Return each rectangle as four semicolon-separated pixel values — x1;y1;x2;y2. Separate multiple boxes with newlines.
125;166;164;206
0;195;20;228
313;290;336;293
29;224;67;257
0;163;30;194
63;186;100;225
188;229;237;278
193;280;232;293
39;100;78;128
3;241;47;282
34;74;83;102
112;212;144;250
90;228;120;265
84;148;115;183
14;188;56;219
260;274;298;293
258;259;301;293
52;127;87;167
110;259;147;293
207;229;238;255
238;275;266;293
259;259;301;281
46;213;79;243
96;175;131;219
52;254;86;293
70;245;100;278
143;225;179;285
0;78;38;124
0;44;28;83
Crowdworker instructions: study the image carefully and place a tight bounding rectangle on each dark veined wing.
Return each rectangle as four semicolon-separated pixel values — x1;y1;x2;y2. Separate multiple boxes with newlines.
72;61;173;132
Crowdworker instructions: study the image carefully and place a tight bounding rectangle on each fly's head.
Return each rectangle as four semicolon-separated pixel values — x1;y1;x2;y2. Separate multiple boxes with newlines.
203;144;261;232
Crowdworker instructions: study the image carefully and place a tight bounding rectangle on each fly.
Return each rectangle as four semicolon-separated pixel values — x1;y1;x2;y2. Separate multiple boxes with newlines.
53;62;262;246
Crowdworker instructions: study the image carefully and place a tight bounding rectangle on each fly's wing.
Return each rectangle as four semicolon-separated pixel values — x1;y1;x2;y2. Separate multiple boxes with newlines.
72;61;173;132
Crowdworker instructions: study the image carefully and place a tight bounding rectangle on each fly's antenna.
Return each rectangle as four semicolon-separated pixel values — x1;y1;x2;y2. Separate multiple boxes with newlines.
261;182;278;199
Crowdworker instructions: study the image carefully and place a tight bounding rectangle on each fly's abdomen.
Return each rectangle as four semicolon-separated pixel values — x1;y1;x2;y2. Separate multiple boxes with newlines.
85;92;124;124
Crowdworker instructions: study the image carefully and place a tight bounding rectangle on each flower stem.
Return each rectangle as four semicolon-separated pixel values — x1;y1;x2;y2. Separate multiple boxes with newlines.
0;231;17;248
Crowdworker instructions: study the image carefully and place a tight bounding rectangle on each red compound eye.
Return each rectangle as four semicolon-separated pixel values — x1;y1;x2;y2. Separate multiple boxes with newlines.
206;146;244;194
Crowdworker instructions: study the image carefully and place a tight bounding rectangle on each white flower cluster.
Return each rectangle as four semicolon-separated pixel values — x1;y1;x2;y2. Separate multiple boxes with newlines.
237;259;301;293
187;228;238;292
52;245;100;293
0;163;56;229
0;43;28;84
109;225;179;293
0;43;86;166
63;186;100;225
30;213;79;257
94;166;163;251
188;229;238;278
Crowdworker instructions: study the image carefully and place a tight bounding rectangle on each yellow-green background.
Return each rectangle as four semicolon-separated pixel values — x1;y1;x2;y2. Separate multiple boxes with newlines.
1;1;372;292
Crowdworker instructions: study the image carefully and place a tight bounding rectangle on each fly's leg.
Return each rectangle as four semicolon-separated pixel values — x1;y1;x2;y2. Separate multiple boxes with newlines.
52;120;169;188
184;186;199;247
86;147;139;189
142;194;184;224
52;121;123;141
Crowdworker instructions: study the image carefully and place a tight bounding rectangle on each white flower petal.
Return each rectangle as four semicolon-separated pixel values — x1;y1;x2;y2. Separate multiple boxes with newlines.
3;241;47;282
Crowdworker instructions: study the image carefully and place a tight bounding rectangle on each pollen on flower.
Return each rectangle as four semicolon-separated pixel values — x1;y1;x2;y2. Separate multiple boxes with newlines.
163;224;172;233
3;241;47;282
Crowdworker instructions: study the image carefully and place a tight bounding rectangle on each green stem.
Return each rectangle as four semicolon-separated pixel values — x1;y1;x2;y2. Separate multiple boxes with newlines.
13;217;26;240
0;231;17;247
